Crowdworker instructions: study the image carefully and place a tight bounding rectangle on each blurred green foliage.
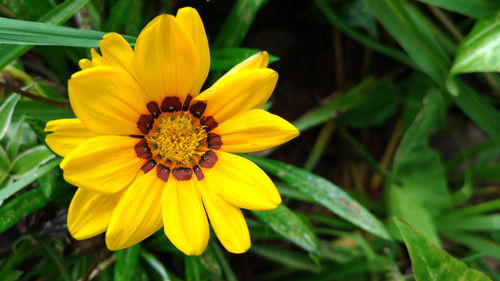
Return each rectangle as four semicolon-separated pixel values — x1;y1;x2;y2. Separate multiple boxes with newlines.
1;0;500;280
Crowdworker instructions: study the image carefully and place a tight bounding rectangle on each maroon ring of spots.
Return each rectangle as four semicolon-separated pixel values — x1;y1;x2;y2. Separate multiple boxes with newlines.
141;159;157;173
182;95;193;111
172;167;193;181
147;101;161;118
189;101;207;118
199;150;217;168
134;139;152;159
193;165;204;180
157;164;170;182
161;97;182;113
200;116;218;131
137;114;154;134
206;133;222;149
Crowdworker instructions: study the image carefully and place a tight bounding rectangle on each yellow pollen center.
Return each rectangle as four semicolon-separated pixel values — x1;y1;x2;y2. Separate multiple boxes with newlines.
147;114;206;164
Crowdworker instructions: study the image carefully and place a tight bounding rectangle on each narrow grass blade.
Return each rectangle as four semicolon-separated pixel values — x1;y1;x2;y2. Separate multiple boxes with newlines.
0;94;20;140
114;244;141;281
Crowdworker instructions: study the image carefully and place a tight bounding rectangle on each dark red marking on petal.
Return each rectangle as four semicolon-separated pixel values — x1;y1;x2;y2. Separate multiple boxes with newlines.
147;101;161;118
206;133;222;149
189;101;207;118
199;150;217;168
200;116;218;131
137;114;154;134
172;167;193;181
134;139;152;159
141;159;157;173
182;95;193;111
156;164;170;182
161;97;182;113
193;165;204;180
130;135;145;139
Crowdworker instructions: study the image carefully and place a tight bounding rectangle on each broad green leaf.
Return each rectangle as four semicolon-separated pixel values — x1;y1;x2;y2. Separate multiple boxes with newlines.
0;17;135;47
210;48;279;71
417;0;500;18
448;11;500;95
293;77;375;132
213;0;268;48
253;204;319;253
0;187;51;234
0;158;60;204
0;146;10;184
387;89;449;246
38;167;59;198
395;218;492;281
14;100;73;122
0;0;93;70
251;245;318;272
141;251;181;281
9;145;55;176
0;94;20;140
114;244;141;281
247;155;391;240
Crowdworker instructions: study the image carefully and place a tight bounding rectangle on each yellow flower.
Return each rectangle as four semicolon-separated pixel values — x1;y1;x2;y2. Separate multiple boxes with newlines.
44;7;299;255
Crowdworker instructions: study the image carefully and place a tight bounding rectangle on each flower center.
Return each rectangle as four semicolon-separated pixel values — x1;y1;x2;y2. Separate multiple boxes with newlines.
147;114;206;164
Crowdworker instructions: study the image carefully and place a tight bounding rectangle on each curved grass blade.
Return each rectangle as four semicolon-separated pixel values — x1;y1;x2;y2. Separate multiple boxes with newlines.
247;155;391;240
114;244;141;281
0;94;21;140
417;0;500;18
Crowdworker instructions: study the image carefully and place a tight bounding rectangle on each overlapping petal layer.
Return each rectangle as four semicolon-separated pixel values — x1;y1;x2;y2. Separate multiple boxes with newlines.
44;118;99;157
60;135;143;193
68;188;124;240
106;172;164;250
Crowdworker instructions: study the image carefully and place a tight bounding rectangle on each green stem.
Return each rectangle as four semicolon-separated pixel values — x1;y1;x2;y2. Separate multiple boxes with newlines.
304;121;335;171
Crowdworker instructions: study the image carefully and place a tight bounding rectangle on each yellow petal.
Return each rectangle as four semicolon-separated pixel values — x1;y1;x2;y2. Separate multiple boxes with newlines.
199;181;250;253
78;58;93;70
60;135;143;193
195;68;278;123
68;66;149;135
204;151;281;210
214;109;299;153
134;14;200;101
68;188;124;240
162;179;209;255
99;33;135;77
106;172;164;250
45;118;100;157
215;51;269;85
176;7;210;96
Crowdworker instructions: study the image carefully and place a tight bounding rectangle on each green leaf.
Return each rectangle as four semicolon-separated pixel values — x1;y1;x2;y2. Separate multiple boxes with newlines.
247;155;391;240
185;246;222;281
395;218;492;281
6;116;25;159
437;214;500;231
38;167;59;198
0;187;51;234
114;244;141;281
210;48;279;71
141;251;179;281
339;79;400;128
387;89;449;246
448;11;500;95
251;245;318;272
0;94;20;140
293;77;376;132
105;0;133;32
253;204;319;253
0;0;93;70
9;145;55;176
0;158;60;204
417;0;500;18
364;0;500;138
442;231;500;260
0;17;136;47
213;0;268;48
